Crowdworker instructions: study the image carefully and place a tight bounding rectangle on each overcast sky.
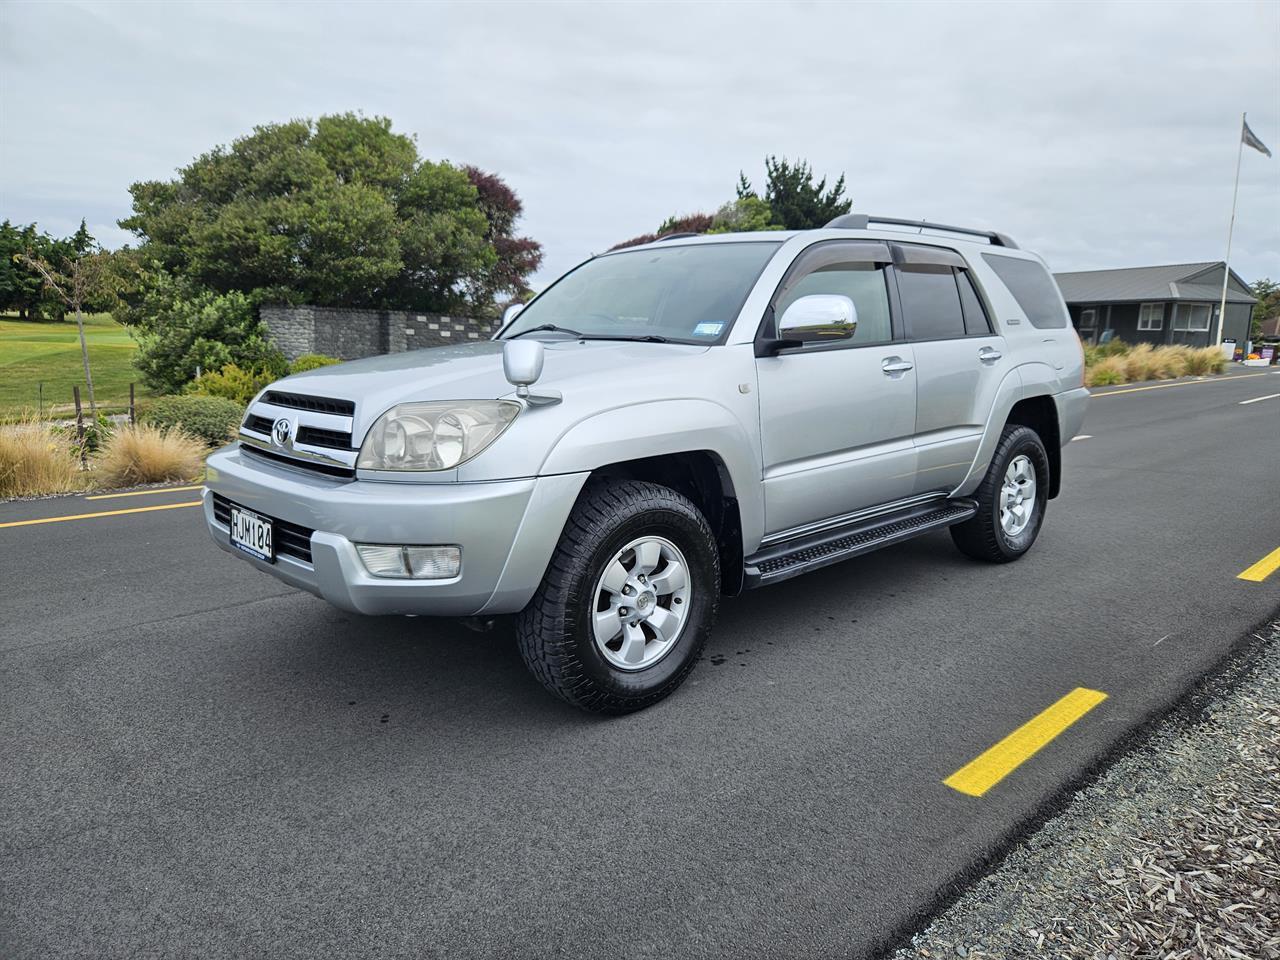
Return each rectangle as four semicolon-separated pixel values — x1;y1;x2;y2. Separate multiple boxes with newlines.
2;0;1277;286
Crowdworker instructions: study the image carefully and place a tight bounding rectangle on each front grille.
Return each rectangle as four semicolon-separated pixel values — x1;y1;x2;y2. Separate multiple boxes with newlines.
212;494;315;564
243;413;352;451
295;425;352;449
241;444;356;479
244;413;274;434
261;390;355;416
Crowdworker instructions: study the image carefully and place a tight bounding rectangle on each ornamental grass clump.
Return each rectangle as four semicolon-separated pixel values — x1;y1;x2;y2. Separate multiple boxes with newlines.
96;422;206;487
0;417;84;499
1084;356;1127;387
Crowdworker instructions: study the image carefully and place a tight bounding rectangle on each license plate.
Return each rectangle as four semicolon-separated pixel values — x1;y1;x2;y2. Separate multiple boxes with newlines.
229;504;274;562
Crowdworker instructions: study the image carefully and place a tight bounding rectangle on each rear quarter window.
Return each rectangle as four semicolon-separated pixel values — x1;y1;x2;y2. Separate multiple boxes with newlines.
981;254;1068;329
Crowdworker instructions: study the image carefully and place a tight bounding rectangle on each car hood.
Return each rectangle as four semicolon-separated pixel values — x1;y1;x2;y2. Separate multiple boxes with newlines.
272;338;711;429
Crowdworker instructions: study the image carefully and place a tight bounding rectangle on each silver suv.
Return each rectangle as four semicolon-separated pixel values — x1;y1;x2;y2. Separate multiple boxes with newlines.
205;215;1088;713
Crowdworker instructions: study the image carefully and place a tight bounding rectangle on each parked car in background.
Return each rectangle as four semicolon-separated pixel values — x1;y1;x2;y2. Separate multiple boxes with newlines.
203;215;1087;713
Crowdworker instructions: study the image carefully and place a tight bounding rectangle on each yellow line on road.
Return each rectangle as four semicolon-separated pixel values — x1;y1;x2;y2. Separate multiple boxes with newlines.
85;485;203;501
0;501;202;529
944;687;1108;797
1091;372;1268;397
1238;546;1280;583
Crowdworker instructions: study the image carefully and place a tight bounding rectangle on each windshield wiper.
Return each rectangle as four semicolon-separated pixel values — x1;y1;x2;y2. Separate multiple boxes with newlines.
579;334;670;344
507;324;586;340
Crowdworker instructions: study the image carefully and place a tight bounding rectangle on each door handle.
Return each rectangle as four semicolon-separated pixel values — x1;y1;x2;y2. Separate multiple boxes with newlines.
881;357;914;375
978;347;1002;364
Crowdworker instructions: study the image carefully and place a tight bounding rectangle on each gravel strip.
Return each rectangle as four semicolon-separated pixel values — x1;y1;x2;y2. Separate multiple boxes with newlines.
897;622;1280;960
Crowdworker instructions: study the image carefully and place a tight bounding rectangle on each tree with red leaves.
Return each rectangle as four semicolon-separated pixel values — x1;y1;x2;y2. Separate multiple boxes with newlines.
464;166;544;304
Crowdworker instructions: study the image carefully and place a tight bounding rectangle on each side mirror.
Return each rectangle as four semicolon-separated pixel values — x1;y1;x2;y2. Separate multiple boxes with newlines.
502;302;526;326
503;338;544;389
777;294;857;345
502;339;562;407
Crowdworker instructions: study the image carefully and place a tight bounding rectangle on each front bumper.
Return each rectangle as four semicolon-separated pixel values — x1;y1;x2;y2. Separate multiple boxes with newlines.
204;444;588;617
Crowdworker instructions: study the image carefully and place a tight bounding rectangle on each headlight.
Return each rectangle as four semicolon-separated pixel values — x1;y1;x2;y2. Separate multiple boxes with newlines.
357;401;520;471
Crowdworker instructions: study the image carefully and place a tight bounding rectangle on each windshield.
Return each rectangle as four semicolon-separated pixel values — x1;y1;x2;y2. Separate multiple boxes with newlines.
500;241;782;344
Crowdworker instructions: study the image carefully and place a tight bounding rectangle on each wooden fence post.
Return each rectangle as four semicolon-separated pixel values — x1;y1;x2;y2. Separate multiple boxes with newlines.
73;385;87;469
129;383;136;425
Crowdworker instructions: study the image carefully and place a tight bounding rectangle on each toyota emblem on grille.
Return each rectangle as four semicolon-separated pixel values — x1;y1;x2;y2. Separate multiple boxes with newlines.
272;418;293;447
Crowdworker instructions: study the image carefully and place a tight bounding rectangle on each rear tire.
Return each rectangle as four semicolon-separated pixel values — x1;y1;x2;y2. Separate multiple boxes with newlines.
516;479;720;714
951;424;1049;563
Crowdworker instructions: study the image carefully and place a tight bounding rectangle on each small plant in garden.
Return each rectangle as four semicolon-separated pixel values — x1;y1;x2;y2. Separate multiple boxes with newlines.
0;418;84;499
288;353;341;374
186;363;274;407
97;423;206;487
140;395;243;445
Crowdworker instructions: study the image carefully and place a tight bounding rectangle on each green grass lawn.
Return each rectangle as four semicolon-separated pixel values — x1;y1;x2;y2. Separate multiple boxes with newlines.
0;313;147;416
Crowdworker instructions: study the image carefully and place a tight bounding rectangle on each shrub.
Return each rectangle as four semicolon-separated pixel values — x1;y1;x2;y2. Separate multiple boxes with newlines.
0;418;84;498
1085;356;1127;387
96;423;206;487
289;353;341;374
1121;344;1159;383
140;395;243;445
127;272;286;393
1198;347;1227;374
187;363;274;407
1151;345;1191;380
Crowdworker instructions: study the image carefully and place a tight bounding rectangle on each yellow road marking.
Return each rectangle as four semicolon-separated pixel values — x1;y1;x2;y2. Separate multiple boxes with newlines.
85;484;203;501
1238;546;1280;583
0;501;202;529
1091;372;1268;397
944;687;1108;797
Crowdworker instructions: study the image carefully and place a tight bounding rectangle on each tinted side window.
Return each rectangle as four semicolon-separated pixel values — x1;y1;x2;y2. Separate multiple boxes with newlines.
981;254;1068;329
957;270;992;335
773;262;893;347
897;264;965;341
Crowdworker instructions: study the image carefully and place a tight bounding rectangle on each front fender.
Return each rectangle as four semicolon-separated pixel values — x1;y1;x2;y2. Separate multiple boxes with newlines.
538;398;765;550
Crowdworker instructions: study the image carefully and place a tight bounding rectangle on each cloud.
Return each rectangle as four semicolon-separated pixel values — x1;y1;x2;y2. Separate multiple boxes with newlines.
2;0;1276;283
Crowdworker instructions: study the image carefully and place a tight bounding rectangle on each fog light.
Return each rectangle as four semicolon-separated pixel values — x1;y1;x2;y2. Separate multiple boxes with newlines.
356;544;461;580
405;546;461;579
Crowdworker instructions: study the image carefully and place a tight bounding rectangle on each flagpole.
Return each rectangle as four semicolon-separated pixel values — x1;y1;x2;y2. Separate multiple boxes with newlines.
1216;112;1246;349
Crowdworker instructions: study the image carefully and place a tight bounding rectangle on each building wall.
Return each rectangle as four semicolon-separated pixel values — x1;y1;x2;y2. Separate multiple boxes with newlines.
1068;301;1252;349
260;305;498;361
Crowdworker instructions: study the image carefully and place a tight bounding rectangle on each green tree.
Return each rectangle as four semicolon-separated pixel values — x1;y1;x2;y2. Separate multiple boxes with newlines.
0;221;76;319
129;272;285;393
1250;278;1279;340
708;196;784;233
738;156;851;230
119;113;539;313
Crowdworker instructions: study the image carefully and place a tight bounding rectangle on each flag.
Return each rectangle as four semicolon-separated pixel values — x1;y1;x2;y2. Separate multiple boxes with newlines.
1243;117;1272;158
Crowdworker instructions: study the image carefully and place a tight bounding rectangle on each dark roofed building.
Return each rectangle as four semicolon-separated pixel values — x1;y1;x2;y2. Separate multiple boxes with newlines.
1053;261;1256;349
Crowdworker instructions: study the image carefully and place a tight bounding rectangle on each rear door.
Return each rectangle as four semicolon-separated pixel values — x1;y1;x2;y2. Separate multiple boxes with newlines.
892;244;1007;494
755;240;918;536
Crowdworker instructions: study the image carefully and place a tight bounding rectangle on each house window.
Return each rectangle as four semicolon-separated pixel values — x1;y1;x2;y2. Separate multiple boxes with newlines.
1173;303;1212;332
1137;303;1164;331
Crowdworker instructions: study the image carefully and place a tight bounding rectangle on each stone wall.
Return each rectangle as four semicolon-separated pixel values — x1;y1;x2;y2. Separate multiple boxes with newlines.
260;304;498;362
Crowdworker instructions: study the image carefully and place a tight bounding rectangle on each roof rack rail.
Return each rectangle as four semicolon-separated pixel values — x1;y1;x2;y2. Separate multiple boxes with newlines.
825;214;1018;250
656;232;701;242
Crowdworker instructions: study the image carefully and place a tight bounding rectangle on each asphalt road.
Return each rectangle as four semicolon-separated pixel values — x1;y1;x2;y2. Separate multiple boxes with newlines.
3;368;1279;960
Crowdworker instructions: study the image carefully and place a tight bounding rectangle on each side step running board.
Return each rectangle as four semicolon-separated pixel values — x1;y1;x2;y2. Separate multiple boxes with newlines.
743;499;978;588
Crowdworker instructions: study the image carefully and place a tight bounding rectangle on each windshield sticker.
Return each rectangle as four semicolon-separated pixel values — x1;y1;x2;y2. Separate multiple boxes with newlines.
693;322;725;337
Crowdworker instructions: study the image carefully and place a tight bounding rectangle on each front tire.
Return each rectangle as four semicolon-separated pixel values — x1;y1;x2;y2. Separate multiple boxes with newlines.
516;479;720;714
951;424;1050;563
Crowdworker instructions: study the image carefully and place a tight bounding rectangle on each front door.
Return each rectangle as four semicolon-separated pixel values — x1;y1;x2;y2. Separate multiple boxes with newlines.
755;241;918;537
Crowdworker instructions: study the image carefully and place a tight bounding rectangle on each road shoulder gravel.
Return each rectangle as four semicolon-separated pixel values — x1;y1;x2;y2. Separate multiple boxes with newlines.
895;619;1280;960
